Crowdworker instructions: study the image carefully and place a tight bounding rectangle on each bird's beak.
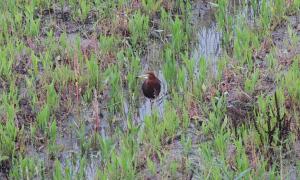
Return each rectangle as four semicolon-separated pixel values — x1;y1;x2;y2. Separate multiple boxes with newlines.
137;74;148;79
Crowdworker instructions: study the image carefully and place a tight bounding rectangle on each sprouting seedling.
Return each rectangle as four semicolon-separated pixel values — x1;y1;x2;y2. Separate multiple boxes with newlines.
160;7;171;36
198;56;207;85
128;10;150;50
260;0;272;32
142;0;162;15
53;159;63;180
0;92;17;159
87;54;100;89
79;0;91;21
287;25;299;46
182;51;195;81
171;15;186;54
99;35;120;55
92;89;100;132
244;68;259;94
177;67;186;91
107;65;124;114
31;52;39;76
48;119;58;158
0;47;13;80
46;81;59;111
37;105;50;133
126;52;141;103
163;47;177;87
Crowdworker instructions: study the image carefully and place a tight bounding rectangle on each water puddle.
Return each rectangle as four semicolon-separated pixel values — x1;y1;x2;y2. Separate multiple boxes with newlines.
136;1;223;122
192;1;222;77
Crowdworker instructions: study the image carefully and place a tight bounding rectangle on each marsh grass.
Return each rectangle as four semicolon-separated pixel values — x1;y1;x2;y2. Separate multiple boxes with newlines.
201;0;300;178
128;10;150;51
0;0;299;179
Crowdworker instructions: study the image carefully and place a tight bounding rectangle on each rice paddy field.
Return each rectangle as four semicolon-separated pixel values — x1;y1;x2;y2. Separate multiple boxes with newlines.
0;0;300;179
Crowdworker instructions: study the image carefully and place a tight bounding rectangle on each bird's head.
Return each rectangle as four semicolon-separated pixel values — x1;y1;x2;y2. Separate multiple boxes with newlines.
137;71;157;80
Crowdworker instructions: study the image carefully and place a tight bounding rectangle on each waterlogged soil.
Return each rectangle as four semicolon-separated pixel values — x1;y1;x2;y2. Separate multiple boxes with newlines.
219;7;300;180
2;0;300;179
137;2;224;179
6;1;222;179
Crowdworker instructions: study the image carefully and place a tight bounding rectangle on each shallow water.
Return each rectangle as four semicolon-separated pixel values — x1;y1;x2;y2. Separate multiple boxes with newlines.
137;1;223;123
29;2;224;179
137;70;168;122
192;1;222;77
28;1;299;179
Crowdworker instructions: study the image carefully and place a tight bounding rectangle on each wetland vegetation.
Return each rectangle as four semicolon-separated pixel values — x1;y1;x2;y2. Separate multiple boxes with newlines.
0;0;300;179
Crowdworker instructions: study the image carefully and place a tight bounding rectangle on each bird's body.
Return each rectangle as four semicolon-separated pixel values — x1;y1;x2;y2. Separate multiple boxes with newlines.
142;78;161;99
138;72;161;99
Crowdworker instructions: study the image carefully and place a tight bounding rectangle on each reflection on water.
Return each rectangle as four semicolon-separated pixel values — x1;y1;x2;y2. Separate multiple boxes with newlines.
137;2;222;122
192;2;222;77
193;23;222;75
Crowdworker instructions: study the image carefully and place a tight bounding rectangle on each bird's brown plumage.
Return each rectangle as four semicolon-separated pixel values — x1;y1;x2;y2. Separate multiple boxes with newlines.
141;72;161;99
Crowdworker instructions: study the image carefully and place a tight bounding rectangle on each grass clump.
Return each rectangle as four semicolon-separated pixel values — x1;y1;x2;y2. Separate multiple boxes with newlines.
128;10;150;51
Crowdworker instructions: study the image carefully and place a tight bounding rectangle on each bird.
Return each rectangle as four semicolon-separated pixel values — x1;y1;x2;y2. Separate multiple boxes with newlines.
138;71;161;100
